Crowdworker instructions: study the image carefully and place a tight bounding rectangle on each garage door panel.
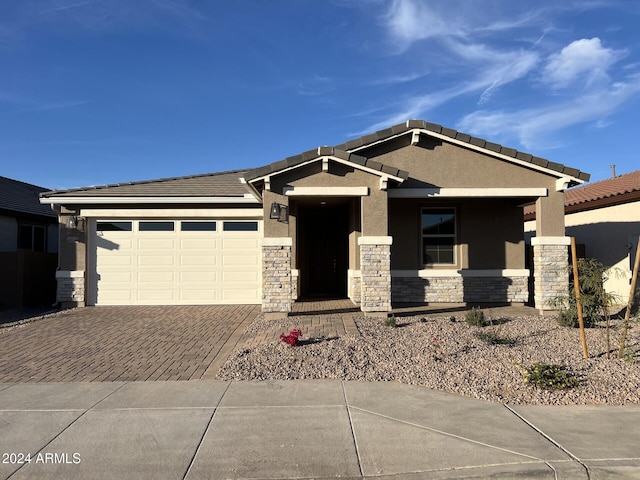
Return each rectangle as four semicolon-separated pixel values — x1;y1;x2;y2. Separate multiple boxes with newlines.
138;271;174;282
180;255;217;265
138;255;175;266
137;238;175;249
222;238;259;249
180;271;218;282
94;219;262;305
181;238;217;249
222;254;260;266
223;271;259;282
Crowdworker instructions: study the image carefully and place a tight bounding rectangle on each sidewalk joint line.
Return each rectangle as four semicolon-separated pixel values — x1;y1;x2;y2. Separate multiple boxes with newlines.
182;380;233;479
503;404;591;480
6;382;128;480
348;405;542;461
341;381;364;478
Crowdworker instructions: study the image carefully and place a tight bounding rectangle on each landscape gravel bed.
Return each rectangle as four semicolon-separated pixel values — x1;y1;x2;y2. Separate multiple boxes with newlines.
219;312;640;405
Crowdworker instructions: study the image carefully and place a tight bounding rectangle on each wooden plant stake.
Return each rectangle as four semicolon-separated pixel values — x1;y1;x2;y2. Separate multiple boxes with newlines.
571;237;589;359
618;240;640;359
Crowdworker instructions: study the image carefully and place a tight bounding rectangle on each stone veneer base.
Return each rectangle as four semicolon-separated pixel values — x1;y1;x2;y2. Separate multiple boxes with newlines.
391;274;529;303
261;240;292;313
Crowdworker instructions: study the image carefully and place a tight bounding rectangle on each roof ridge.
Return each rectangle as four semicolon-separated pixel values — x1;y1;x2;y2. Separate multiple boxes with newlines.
568;168;640;190
43;169;248;196
333;119;589;182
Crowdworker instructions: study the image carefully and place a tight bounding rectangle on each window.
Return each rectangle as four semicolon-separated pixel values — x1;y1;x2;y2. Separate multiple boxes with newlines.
223;221;258;232
139;221;174;232
421;208;456;264
181;221;217;231
18;224;46;252
97;222;132;232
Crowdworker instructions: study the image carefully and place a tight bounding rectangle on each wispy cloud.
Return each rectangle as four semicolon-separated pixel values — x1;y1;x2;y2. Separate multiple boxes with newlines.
458;73;640;149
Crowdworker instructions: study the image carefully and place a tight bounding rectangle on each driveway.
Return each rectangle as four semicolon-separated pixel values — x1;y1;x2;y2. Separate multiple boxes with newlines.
0;305;259;382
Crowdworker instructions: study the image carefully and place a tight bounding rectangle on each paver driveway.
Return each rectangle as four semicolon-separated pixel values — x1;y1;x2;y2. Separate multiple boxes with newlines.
0;305;259;382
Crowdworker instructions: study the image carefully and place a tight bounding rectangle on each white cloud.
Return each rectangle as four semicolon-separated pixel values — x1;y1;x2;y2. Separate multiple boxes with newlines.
542;38;625;89
458;74;640;149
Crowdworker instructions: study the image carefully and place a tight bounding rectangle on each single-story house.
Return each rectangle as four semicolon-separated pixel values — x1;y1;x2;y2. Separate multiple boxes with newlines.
40;120;590;316
0;176;58;308
525;169;640;304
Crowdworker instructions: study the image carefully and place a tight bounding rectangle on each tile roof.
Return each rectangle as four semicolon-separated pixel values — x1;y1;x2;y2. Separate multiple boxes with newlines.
41;170;251;198
41;120;589;201
564;169;640;208
523;169;640;219
0;176;56;219
244;146;409;182
333;120;590;182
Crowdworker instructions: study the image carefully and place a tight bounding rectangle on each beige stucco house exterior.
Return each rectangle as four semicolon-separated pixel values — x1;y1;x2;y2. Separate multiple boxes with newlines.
40;120;590;315
525;169;639;304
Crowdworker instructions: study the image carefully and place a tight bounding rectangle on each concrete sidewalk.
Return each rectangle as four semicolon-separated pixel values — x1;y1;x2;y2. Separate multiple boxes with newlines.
1;380;638;479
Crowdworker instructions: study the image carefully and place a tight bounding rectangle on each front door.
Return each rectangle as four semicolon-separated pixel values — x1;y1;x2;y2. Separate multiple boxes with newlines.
298;204;348;297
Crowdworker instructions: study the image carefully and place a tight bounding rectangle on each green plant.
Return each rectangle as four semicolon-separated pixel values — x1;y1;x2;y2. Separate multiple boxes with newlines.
384;313;396;328
465;307;488;327
550;258;622;329
475;330;516;346
518;362;580;390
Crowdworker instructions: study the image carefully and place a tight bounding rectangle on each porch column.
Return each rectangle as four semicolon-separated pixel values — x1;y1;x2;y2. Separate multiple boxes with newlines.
261;237;292;318
532;192;570;312
531;236;570;311
358;236;392;313
57;213;86;307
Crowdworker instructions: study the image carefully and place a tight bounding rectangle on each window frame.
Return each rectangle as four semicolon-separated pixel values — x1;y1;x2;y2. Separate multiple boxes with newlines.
17;223;47;252
420;207;457;266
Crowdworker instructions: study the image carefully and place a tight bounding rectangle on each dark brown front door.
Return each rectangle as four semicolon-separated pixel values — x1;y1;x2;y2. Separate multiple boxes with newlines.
299;204;348;297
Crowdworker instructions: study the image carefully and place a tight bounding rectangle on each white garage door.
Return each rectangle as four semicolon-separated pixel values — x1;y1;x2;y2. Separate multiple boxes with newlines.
90;219;262;305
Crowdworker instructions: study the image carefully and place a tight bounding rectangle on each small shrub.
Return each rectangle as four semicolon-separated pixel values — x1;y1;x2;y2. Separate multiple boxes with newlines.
519;362;580;390
475;330;516;346
279;329;303;347
465;307;488;327
384;313;397;328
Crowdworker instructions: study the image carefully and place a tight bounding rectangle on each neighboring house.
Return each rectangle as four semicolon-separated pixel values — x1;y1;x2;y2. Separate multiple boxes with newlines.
40;120;590;316
0;176;58;308
525;169;640;304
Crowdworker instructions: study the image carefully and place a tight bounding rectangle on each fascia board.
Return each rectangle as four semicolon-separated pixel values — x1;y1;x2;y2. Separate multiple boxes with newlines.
40;195;260;205
388;188;548;198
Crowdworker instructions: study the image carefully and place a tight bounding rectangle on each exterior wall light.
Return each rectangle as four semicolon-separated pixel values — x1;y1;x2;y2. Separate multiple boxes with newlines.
65;215;85;231
269;203;289;224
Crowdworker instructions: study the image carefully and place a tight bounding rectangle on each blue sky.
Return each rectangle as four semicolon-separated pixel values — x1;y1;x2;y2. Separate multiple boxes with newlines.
1;0;639;190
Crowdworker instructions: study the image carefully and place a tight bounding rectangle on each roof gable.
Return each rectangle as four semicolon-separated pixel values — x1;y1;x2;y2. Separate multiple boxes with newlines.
244;147;409;185
336;120;590;183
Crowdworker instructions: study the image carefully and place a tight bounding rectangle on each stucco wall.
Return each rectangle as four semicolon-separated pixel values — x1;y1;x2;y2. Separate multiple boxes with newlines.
389;198;525;270
367;138;559;189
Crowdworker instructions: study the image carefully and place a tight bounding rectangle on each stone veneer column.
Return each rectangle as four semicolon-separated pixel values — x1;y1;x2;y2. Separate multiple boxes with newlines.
358;236;392;313
531;236;571;312
55;270;85;307
261;237;293;317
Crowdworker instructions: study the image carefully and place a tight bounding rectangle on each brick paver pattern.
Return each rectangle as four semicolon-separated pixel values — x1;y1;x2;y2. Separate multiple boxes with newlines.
0;305;258;382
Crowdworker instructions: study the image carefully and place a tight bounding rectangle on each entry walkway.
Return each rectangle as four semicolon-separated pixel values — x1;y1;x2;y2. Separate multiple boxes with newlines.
1;380;638;479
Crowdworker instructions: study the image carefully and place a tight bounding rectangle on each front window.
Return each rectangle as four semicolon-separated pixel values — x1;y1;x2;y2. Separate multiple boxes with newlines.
421;208;456;265
18;224;46;252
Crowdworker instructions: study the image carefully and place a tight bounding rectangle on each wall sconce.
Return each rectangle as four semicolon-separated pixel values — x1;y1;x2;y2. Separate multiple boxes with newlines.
65;215;85;231
269;202;289;223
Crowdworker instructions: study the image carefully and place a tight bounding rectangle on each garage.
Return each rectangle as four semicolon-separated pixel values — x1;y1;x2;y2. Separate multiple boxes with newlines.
88;219;262;305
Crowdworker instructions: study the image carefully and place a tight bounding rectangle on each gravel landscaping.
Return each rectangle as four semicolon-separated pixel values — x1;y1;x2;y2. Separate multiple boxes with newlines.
219;311;640;405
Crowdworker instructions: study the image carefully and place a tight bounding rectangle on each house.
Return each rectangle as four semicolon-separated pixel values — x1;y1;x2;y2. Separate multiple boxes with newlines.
525;169;640;304
0;176;58;308
39;120;590;316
